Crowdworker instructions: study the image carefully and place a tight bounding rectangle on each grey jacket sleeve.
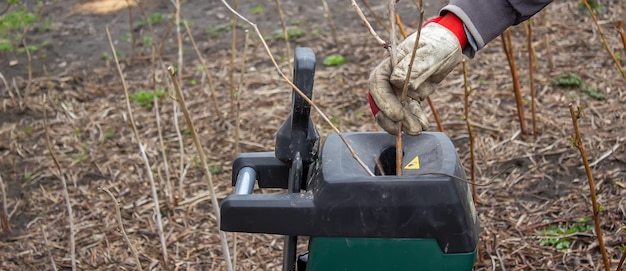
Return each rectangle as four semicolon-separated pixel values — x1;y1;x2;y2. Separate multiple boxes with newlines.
442;0;553;56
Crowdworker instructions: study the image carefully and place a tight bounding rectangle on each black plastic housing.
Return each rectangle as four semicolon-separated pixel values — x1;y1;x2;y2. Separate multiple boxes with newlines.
221;132;479;254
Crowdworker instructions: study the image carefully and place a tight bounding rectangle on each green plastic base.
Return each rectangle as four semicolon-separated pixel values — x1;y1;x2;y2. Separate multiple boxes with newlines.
306;237;476;271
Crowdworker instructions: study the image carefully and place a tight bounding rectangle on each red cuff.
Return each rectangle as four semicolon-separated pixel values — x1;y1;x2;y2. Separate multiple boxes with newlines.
368;91;379;116
424;13;468;49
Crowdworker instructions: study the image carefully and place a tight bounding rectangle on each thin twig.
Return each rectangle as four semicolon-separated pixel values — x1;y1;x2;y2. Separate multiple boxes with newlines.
321;0;338;44
125;0;136;62
617;245;626;271
167;67;234;271
617;21;626;53
526;20;538;139
105;26;169;267
395;14;444;132
99;186;143;271
501;29;528;135
274;0;293;75
42;96;76;271
229;0;240;117
350;0;387;48
395;0;425;176
388;0;402;176
235;30;250;156
568;104;610;271
41;224;58;271
220;0;375;176
184;21;223;119
0;172;10;233
581;0;626;81
360;0;390;33
462;59;477;204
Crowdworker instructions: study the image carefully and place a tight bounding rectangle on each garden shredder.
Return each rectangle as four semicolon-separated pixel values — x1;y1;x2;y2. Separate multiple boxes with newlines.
220;47;479;271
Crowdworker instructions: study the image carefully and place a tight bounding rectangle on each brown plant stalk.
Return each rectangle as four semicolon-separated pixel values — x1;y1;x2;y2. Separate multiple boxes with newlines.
395;14;444;132
275;0;293;75
184;21;223;119
221;0;375;176
526;21;538;139
321;0;338;44
41;224;58;271
105;26;169;267
235;30;250;156
233;30;250;269
0;172;10;233
501;29;528;135
462;59;477;203
134;0;174;205
396;0;425;176
568;104;610;271
42;97;76;271
581;0;625;81
125;0;136;62
361;0;390;33
229;0;240;117
99;186;143;271
167;67;234;271
618;21;626;52
350;0;387;48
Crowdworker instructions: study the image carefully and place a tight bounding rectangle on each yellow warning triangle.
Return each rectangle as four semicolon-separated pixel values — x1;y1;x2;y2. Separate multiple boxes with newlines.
404;156;420;170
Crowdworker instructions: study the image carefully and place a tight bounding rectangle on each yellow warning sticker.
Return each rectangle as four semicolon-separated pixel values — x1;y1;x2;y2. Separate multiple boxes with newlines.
404;156;420;170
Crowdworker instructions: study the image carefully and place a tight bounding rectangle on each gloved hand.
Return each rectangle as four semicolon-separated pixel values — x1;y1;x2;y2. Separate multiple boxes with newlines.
368;13;467;135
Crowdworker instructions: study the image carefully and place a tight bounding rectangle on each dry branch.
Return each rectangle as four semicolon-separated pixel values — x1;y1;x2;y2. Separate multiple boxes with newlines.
105;26;169;267
395;14;444;132
184;21;223;119
568;104;610;271
229;0;240;117
501;29;528;135
167;67;234;271
350;0;387;48
99;186;143;271
618;21;626;52
526;21;538;139
581;0;625;81
0;172;10;233
321;0;338;44
42;97;76;271
462;59;477;203
220;0;375;176
274;0;293;75
360;0;390;33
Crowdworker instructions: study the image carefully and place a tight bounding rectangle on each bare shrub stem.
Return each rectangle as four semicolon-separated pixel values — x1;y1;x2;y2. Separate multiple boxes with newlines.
41;224;58;271
360;0;390;33
526;21;538;139
220;0;375;176
321;0;338;44
395;14;444;132
42;97;76;271
501;29;528;135
105;26;169;267
350;0;387;48
568;104;610;271
274;0;293;75
0;172;10;233
462;59;477;203
167;67;234;271
184;21;223;119
581;0;626;81
618;21;626;52
99;186;143;271
235;30;250;156
229;0;239;117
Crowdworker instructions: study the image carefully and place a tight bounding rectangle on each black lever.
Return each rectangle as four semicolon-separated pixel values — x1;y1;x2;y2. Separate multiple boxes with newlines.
275;47;319;166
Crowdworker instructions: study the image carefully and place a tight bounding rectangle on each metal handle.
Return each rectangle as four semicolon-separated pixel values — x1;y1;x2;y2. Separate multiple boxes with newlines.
234;167;256;195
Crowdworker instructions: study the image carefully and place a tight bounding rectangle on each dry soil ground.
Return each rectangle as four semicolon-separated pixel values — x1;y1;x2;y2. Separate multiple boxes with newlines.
0;0;625;270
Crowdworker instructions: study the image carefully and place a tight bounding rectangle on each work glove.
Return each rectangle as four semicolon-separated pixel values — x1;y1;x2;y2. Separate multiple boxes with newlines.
368;13;467;135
